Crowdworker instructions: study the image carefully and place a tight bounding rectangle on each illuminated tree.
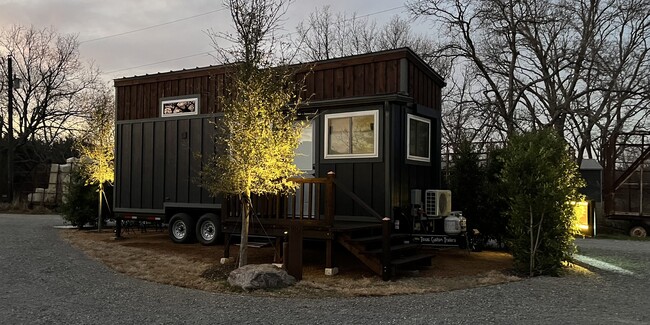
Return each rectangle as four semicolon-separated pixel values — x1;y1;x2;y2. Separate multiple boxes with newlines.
76;89;114;232
204;0;306;267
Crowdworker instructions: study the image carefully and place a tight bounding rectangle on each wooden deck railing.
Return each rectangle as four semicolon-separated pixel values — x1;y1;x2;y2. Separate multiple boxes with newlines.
223;173;335;227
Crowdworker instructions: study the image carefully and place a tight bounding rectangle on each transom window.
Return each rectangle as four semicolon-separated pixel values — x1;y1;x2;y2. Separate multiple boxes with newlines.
324;110;379;159
407;114;431;162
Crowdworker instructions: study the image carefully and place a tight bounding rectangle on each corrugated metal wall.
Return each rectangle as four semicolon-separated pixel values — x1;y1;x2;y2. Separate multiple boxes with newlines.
115;115;219;211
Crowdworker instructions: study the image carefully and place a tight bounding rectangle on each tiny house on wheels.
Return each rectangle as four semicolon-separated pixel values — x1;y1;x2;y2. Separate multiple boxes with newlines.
113;48;448;279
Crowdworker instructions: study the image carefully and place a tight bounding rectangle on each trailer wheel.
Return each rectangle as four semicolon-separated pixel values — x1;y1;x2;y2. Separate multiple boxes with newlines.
169;213;195;243
629;225;647;238
196;213;222;245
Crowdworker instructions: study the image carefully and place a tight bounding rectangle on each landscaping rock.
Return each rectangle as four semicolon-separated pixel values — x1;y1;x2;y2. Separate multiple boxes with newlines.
227;264;296;291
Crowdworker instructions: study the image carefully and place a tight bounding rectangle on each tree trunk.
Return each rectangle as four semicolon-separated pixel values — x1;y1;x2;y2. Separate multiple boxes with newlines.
529;205;534;277
238;193;251;267
97;184;103;232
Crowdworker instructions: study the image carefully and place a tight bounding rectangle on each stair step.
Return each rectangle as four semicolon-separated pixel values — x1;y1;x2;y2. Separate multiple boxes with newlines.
390;253;434;267
234;242;272;248
363;243;419;255
347;233;411;244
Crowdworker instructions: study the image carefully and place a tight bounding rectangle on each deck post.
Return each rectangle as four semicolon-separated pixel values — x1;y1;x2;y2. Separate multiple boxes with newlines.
324;238;338;276
274;237;282;264
325;171;335;226
381;217;392;281
222;233;231;260
286;223;303;280
113;217;122;240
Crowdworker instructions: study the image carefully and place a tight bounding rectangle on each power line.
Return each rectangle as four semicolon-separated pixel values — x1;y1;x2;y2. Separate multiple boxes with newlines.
103;5;406;76
104;50;215;75
79;7;228;44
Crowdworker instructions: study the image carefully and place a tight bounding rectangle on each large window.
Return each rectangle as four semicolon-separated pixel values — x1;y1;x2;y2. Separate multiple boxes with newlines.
324;110;379;159
407;114;431;162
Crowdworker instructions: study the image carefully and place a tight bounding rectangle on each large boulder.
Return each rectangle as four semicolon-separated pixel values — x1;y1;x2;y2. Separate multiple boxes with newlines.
228;264;296;291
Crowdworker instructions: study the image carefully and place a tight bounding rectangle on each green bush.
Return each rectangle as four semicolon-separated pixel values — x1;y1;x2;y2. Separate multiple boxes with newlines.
501;129;584;276
60;168;98;229
447;141;509;245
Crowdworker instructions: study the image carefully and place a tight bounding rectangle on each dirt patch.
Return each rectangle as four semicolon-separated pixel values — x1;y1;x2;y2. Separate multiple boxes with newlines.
59;228;520;297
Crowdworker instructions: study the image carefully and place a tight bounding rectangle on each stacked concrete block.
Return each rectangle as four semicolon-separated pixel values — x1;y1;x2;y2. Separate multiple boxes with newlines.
27;157;78;205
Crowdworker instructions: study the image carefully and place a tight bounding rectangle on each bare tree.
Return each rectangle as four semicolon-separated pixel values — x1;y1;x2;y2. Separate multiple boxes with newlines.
408;0;650;163
0;25;100;147
296;8;451;77
295;6;378;60
207;0;293;68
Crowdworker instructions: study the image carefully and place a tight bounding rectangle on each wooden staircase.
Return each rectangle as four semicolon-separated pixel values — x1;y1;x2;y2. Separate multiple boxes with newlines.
336;224;434;279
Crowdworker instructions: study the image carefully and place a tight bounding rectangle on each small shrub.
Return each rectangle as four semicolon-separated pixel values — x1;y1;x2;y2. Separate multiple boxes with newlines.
60;168;98;229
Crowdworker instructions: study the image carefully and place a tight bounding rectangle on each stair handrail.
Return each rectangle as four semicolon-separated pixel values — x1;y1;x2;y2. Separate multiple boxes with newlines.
328;171;384;221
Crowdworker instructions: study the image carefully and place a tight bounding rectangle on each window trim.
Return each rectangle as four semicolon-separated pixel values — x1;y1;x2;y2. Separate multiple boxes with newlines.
323;110;379;159
406;113;431;163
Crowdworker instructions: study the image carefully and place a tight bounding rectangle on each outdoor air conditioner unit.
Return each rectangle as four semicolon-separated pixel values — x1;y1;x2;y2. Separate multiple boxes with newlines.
424;190;451;217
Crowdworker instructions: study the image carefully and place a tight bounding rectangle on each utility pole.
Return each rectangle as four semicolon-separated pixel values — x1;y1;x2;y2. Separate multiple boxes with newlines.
6;55;15;203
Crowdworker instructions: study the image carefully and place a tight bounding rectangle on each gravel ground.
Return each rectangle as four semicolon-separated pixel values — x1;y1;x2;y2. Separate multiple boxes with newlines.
1;214;649;325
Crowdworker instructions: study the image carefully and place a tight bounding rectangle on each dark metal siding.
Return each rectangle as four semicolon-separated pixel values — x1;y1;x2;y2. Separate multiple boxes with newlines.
115;115;219;212
113;48;445;219
390;104;442;210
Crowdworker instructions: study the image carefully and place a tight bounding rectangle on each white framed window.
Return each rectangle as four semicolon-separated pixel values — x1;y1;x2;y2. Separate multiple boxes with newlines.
324;110;379;159
407;114;431;162
294;119;314;173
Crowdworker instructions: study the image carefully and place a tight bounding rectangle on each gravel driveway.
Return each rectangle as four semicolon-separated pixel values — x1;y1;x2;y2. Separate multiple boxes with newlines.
1;214;648;325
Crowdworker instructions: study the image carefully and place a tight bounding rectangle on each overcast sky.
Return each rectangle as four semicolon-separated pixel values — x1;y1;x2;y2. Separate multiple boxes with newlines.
0;0;419;82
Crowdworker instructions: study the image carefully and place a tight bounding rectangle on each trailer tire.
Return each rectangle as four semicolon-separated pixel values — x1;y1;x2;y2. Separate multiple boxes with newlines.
629;225;647;238
169;213;196;243
196;213;222;245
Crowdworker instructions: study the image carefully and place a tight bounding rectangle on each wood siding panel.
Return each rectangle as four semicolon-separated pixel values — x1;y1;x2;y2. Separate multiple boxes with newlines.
123;86;131;120
353;65;364;97
386;60;398;94
314;70;324;101
116;49;444;121
137;84;144;120
364;63;375;96
323;69;334;99
201;76;209;114
117;87;125;120
334;68;344;98
306;71;315;100
375;61;386;94
344;66;354;98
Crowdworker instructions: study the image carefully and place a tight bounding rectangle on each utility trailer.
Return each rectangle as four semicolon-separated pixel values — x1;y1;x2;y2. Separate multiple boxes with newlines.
113;48;448;278
602;132;650;237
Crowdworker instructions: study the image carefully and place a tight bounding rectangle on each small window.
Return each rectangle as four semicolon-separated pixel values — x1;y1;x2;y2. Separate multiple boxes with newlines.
407;114;431;162
324;110;379;159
